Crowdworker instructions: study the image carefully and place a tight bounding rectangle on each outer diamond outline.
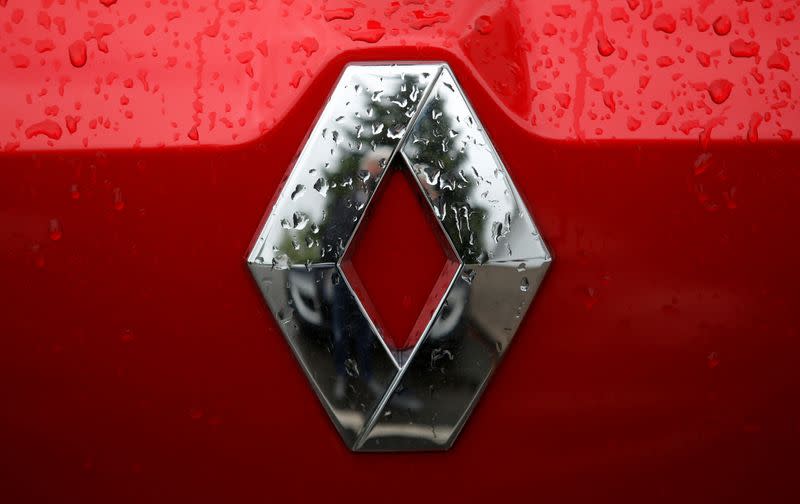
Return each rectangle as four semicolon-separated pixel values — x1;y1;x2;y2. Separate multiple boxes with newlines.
247;63;551;451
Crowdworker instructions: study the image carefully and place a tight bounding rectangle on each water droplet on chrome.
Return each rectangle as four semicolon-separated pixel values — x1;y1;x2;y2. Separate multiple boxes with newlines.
292;212;309;230
313;177;329;196
290;184;306;200
461;268;476;285
344;358;360;377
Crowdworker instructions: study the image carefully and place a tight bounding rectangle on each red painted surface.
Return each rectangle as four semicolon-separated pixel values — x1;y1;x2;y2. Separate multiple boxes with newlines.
1;0;799;502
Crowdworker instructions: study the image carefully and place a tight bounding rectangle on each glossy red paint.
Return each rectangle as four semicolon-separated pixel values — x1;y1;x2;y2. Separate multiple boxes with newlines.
342;165;456;351
1;1;799;502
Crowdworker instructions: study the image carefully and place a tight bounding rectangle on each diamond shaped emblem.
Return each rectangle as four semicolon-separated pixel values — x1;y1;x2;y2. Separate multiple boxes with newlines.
247;63;550;451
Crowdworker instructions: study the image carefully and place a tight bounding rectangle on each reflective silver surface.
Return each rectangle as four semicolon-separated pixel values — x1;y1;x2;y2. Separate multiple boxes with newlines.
247;63;550;451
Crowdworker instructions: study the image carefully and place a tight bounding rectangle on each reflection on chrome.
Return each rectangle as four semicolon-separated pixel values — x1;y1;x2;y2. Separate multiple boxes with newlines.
247;63;550;451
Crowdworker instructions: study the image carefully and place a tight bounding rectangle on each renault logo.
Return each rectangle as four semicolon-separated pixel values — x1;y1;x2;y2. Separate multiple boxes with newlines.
247;63;550;451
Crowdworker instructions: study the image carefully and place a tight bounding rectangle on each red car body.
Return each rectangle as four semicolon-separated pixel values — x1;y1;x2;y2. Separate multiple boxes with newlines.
1;0;799;501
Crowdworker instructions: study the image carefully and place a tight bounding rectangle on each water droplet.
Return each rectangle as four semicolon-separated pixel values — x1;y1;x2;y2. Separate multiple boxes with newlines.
69;40;87;68
11;54;30;68
520;277;530;292
272;254;290;270
461;268;476;285
65;116;80;134
422;165;440;186
491;221;504;242
707;352;721;369
596;31;615;57
48;219;62;241
693;152;713;176
729;39;760;58
344;20;385;43
324;7;354;21
653;13;676;33
767;51;790;71
430;347;454;368
344;358;360;377
708;79;734;104
120;328;135;343
25;120;62;140
747;112;762;143
552;5;576;18
475;15;493;35
112;187;124;211
313;177;328;196
712;15;731;36
291;184;306;200
292;212;309;230
386;123;404;139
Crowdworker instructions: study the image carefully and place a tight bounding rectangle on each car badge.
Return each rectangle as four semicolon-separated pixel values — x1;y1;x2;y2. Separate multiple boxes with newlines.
247;63;550;451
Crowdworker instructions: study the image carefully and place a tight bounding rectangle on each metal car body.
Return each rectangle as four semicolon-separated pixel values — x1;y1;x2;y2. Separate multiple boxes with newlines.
1;0;799;501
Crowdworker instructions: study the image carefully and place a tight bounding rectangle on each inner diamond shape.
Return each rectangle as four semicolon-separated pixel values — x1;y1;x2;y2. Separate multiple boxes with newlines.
340;161;460;367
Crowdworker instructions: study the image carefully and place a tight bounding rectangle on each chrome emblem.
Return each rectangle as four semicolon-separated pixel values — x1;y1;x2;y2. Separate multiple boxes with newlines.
247;63;550;451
